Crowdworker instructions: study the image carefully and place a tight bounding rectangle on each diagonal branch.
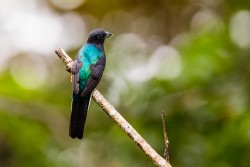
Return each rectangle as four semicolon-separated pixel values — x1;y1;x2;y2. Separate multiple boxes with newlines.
55;48;172;167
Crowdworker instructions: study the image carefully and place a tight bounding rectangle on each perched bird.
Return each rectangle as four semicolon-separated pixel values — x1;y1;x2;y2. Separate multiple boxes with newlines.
70;28;112;139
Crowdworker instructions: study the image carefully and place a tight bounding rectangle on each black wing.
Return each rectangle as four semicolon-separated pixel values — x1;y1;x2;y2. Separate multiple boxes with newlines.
81;56;106;97
72;54;83;95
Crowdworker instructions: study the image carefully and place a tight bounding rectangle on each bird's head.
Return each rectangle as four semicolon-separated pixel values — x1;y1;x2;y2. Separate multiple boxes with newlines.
87;28;113;44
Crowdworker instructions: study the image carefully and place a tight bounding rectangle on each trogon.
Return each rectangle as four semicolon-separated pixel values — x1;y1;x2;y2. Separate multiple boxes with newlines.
70;28;112;139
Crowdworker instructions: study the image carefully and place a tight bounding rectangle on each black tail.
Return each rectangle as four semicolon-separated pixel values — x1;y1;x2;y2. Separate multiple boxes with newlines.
69;93;91;139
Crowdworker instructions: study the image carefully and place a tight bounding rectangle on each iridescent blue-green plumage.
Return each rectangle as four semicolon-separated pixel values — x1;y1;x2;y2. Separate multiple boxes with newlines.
78;44;104;90
69;28;112;139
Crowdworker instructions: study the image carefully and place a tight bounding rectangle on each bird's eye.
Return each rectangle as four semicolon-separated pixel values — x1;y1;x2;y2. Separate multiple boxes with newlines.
97;35;103;39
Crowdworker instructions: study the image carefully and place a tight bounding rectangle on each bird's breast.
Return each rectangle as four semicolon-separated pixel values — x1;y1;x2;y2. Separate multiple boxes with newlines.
78;44;103;90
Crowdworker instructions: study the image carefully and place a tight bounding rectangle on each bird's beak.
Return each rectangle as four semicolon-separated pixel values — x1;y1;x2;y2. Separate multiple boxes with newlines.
105;31;113;38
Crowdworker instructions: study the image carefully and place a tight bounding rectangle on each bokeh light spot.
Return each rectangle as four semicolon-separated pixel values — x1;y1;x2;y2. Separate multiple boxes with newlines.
0;0;86;71
230;10;250;49
150;46;182;80
191;9;223;33
10;55;48;90
49;0;86;10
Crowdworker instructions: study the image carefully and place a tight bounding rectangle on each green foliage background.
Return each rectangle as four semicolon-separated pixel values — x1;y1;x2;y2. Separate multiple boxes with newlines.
0;0;250;167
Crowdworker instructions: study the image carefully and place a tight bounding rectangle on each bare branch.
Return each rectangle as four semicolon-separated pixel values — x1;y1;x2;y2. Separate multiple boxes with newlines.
55;48;172;167
162;111;170;162
55;48;73;72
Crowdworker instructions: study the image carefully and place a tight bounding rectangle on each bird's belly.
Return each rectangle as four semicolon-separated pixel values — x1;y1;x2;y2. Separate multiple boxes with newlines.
78;66;91;91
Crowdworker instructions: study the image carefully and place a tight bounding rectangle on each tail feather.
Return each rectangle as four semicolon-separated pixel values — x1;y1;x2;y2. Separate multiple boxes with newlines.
69;93;91;139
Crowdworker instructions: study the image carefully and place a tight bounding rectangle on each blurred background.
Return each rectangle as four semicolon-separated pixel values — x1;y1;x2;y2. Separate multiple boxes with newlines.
0;0;250;167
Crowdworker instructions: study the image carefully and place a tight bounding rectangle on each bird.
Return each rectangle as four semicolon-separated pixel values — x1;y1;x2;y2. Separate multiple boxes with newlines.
69;28;112;139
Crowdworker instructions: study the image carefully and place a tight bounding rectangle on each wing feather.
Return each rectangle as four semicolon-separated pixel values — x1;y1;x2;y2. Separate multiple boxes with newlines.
72;54;83;94
81;57;106;97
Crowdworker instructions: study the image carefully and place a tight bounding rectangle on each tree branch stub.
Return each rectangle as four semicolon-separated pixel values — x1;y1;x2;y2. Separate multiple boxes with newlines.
162;111;170;162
